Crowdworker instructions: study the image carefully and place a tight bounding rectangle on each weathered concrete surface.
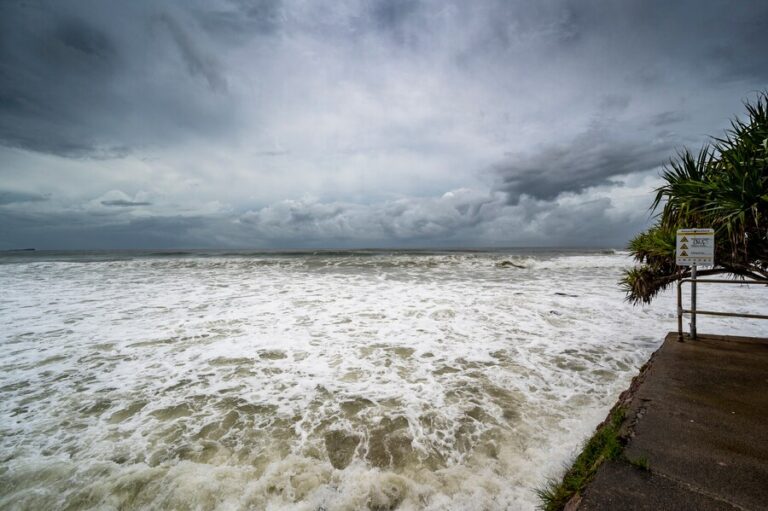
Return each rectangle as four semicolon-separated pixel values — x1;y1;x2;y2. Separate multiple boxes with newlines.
578;460;740;510
578;333;768;510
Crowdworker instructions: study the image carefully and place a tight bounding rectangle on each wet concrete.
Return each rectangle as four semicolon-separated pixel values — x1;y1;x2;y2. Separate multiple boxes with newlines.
577;333;768;510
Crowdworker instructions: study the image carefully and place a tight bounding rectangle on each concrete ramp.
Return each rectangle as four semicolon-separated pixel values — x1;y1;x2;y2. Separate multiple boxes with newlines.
578;333;768;510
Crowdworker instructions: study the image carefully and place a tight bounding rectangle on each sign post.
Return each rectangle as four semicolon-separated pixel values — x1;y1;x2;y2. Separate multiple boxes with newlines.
676;228;715;340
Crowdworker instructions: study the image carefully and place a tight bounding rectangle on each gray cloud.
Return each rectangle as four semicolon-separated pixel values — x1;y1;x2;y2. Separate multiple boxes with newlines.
234;185;650;248
1;0;767;249
555;0;768;84
0;210;215;250
158;13;228;93
368;0;422;44
194;0;283;42
0;190;48;206
51;17;117;65
0;1;238;157
100;200;152;207
651;111;688;127
496;127;673;204
598;95;631;112
0;186;652;250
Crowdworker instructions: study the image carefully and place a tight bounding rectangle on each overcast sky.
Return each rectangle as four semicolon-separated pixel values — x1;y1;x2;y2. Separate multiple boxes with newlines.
1;0;766;249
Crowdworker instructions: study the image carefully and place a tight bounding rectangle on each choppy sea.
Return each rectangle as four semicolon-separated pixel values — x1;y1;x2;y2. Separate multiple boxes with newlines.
1;249;766;510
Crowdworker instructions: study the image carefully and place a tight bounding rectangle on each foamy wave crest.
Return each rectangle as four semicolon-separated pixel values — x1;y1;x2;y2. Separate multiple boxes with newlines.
2;250;766;509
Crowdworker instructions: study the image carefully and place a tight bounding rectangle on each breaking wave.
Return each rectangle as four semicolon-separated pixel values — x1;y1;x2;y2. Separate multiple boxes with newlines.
1;250;765;510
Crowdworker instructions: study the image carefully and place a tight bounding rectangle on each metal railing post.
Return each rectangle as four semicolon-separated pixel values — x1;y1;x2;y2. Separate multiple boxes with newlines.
677;279;684;341
690;263;697;339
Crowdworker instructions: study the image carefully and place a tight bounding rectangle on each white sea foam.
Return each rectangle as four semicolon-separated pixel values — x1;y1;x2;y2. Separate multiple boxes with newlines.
0;251;765;510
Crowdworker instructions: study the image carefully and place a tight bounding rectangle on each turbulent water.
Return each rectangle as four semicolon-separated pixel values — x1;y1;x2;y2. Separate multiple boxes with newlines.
1;249;766;511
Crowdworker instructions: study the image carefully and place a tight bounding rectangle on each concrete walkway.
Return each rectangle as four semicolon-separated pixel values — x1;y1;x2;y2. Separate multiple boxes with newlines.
576;333;768;510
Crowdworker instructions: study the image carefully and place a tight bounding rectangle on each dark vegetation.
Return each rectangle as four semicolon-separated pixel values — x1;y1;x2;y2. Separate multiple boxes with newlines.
536;408;626;511
623;92;768;304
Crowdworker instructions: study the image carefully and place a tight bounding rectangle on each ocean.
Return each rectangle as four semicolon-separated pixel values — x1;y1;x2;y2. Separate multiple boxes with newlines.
1;249;765;510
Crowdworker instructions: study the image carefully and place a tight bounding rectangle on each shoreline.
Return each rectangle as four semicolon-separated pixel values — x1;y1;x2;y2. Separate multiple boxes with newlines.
540;332;768;510
537;338;660;510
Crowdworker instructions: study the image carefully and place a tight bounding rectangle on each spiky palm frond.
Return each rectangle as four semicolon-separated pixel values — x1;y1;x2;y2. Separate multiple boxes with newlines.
624;91;768;304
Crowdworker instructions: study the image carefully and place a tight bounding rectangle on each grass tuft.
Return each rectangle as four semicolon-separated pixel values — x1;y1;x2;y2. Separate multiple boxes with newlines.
628;456;650;471
535;408;626;511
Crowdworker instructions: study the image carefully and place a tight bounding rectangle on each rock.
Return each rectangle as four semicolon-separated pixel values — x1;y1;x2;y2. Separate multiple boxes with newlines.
496;260;526;269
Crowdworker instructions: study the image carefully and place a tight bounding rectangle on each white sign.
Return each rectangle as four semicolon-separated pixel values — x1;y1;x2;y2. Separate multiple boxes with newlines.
676;228;714;266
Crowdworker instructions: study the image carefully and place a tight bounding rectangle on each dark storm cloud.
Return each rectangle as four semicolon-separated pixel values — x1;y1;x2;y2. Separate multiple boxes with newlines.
0;208;217;250
483;0;768;205
158;14;228;92
0;7;120;155
598;95;631;113
51;18;117;64
370;0;418;28
565;0;768;84
2;0;768;249
0;1;237;157
194;0;283;42
101;200;152;207
240;192;513;244
0;187;652;250
2;0;767;157
369;0;422;41
496;128;673;204
651;111;688;127
0;190;48;205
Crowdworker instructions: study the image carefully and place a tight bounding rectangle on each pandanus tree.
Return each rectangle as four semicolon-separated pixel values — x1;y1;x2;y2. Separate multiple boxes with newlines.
623;92;768;304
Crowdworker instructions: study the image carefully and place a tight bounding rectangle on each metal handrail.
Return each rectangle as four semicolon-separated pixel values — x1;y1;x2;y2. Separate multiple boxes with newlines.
677;276;768;340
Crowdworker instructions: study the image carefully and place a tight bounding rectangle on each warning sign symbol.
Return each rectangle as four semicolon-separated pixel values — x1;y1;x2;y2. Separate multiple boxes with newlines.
676;228;714;266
